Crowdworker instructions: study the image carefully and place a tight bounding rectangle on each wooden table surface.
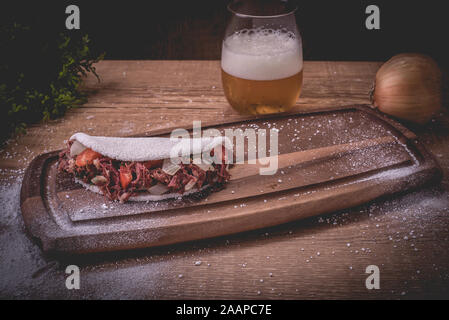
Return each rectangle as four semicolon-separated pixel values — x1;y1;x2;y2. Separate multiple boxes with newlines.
1;60;448;299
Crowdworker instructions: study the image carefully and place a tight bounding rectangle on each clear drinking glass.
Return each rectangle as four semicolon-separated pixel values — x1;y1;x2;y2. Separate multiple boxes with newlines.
221;0;303;115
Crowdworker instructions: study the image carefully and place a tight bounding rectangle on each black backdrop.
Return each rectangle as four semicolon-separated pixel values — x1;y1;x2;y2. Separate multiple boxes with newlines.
3;0;449;72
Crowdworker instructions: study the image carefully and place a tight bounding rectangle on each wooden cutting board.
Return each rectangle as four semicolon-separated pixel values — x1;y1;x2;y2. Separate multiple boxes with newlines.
20;105;442;254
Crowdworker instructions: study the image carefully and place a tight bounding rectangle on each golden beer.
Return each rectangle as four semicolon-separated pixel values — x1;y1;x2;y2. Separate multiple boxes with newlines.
221;69;303;115
221;28;303;115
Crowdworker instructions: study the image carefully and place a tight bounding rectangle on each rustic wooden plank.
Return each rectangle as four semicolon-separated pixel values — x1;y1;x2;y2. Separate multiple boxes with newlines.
1;60;449;299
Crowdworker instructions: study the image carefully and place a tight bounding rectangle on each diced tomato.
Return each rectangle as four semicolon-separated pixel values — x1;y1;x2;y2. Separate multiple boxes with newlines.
75;148;102;167
120;166;133;189
144;159;163;169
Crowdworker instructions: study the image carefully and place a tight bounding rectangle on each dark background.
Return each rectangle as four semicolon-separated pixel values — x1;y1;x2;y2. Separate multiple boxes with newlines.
3;0;448;71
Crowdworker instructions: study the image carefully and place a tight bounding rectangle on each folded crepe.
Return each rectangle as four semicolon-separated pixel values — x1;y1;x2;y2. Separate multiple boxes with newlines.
58;133;230;203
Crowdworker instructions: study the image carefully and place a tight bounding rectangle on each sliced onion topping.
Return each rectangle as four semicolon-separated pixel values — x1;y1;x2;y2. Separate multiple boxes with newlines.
162;159;181;175
184;179;197;191
91;175;108;186
70;140;87;157
148;183;170;195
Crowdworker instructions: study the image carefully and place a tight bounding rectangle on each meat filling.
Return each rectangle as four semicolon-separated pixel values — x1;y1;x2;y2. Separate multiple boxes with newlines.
58;141;230;203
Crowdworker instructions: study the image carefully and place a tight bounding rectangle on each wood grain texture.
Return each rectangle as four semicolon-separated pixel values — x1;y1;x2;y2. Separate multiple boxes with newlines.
20;106;441;254
1;61;449;299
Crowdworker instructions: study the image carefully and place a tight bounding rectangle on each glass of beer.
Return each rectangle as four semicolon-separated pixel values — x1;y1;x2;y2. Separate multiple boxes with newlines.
221;0;303;115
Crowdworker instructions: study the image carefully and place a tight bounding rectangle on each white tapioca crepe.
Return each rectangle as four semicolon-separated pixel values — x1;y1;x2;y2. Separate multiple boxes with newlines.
68;132;230;202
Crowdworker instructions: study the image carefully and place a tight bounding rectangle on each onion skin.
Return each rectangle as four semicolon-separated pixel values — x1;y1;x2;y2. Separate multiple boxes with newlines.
372;53;442;124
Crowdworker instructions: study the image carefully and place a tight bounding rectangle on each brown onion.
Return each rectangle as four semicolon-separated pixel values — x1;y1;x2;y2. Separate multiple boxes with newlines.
371;53;442;124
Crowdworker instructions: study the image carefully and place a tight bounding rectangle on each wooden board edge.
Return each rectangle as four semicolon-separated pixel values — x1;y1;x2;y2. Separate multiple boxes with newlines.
20;151;61;252
46;160;442;254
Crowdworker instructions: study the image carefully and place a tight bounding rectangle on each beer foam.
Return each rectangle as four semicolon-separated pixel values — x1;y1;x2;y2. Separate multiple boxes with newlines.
221;28;303;81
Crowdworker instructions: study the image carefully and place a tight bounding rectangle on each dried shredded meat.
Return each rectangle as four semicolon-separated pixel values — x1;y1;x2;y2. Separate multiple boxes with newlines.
58;141;229;203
